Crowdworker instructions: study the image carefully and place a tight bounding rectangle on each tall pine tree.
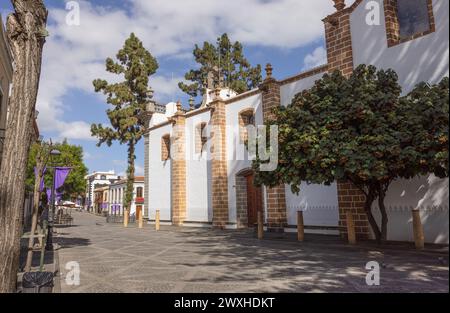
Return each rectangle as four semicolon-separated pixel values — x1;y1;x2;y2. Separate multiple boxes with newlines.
92;33;158;217
179;33;262;101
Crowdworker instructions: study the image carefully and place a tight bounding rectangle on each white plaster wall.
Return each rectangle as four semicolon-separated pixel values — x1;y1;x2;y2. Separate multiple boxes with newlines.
280;74;339;229
185;110;212;222
148;124;172;222
350;0;449;93
226;93;263;224
109;185;124;215
285;183;339;227
149;113;167;127
280;72;326;107
371;175;449;244
350;0;449;243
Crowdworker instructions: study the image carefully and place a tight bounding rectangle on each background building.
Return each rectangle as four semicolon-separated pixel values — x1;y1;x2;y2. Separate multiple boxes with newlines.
109;176;145;219
144;0;449;243
0;15;13;166
93;185;109;215
85;171;119;212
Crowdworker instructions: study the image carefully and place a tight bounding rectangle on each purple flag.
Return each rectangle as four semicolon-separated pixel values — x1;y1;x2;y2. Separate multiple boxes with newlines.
34;167;47;192
47;189;63;204
55;167;71;190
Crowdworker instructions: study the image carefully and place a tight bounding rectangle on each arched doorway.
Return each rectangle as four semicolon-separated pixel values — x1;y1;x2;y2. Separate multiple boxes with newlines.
236;169;263;228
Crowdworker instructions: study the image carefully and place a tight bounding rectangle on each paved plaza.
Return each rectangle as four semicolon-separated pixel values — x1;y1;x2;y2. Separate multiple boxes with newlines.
55;212;449;293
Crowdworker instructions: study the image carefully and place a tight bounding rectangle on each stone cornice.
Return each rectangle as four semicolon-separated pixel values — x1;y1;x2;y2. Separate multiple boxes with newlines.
279;65;329;86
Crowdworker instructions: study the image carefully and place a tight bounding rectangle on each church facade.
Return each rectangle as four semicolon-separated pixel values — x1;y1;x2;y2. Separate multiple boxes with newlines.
144;0;449;243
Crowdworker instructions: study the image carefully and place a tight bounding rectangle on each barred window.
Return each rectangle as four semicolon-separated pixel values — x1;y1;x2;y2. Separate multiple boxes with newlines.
239;109;255;144
161;134;171;161
397;0;432;39
195;123;208;154
136;187;143;198
385;0;435;47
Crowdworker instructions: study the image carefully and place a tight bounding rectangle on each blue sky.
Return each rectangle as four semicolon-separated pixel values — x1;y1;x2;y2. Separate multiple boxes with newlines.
0;0;350;176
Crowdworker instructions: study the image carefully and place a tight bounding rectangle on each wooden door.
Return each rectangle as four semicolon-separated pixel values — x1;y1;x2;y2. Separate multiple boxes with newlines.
246;174;263;227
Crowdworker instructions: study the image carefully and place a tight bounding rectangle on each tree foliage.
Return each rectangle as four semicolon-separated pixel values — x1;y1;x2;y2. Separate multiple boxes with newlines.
26;139;88;199
253;65;449;242
92;33;158;209
179;33;262;99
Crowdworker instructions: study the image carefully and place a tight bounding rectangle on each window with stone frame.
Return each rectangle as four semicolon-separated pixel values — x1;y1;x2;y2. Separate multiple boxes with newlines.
239;109;255;144
136;187;143;198
161;134;171;161
195;122;208;154
384;0;435;47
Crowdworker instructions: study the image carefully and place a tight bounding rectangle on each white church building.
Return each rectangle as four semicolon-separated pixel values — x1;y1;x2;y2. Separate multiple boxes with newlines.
143;0;449;244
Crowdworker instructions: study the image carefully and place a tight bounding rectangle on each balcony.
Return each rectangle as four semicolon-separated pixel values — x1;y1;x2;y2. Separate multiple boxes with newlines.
135;197;145;204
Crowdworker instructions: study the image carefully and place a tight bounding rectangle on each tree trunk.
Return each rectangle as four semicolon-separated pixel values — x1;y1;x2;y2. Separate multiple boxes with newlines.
125;140;136;216
363;189;383;243
0;1;47;293
378;189;389;242
24;150;46;272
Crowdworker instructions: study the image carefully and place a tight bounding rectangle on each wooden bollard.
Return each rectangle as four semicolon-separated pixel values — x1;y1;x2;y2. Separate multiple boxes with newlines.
155;210;160;231
297;211;305;242
257;211;264;240
124;210;129;228
412;209;425;250
346;211;356;245
138;210;143;229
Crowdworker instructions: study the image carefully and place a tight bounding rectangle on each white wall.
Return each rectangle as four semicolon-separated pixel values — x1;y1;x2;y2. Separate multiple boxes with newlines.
285;183;339;227
280;72;325;107
351;0;449;93
226;93;263;225
148;124;172;222
351;0;449;243
280;74;340;229
371;175;449;244
185;110;212;223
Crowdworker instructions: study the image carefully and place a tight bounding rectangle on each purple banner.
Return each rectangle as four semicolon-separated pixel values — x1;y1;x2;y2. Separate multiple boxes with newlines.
55;167;71;190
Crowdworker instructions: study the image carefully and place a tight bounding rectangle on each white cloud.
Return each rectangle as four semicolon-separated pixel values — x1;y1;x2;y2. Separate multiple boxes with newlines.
151;75;185;103
303;46;327;70
135;164;145;176
34;0;357;141
115;163;144;178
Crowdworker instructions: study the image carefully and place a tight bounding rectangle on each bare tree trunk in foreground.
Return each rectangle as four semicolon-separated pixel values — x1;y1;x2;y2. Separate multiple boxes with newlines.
0;0;47;293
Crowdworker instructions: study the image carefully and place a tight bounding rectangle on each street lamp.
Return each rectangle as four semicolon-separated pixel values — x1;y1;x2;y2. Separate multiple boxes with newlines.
45;148;61;251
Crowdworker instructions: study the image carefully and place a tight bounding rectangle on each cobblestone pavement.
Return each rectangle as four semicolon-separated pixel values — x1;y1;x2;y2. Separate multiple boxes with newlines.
55;212;448;293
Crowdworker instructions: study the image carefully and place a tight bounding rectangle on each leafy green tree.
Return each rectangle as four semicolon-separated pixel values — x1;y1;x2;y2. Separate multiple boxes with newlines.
92;33;158;212
179;33;262;100
26;139;89;200
253;65;448;242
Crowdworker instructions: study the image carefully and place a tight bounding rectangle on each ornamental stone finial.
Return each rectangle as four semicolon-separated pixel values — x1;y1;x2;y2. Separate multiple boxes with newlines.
333;0;346;11
214;87;221;99
265;63;273;79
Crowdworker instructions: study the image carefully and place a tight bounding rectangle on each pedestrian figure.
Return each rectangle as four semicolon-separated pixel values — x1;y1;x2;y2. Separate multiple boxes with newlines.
36;190;49;248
